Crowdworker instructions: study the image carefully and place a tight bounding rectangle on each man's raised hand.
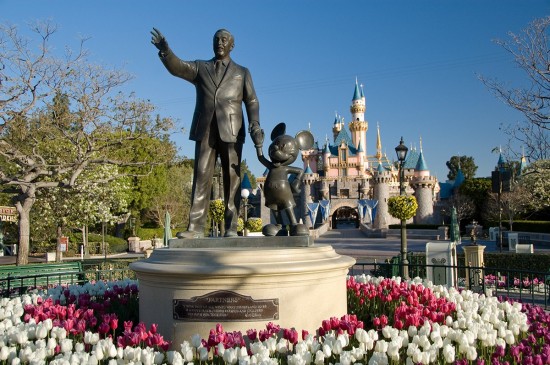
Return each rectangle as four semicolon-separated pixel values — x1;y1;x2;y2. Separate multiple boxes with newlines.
151;28;169;53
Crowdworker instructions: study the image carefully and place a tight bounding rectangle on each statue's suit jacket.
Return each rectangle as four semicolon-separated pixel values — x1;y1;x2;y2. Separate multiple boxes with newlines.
159;50;260;144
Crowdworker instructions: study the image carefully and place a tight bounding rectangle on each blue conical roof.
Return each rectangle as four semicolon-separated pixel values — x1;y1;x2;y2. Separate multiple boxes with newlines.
304;164;313;174
377;163;385;173
323;143;331;154
241;173;252;189
415;150;428;171
497;153;506;172
353;79;361;101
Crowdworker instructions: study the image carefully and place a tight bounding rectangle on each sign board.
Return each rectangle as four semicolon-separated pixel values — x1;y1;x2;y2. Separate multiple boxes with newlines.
0;206;17;223
426;241;458;287
173;290;279;322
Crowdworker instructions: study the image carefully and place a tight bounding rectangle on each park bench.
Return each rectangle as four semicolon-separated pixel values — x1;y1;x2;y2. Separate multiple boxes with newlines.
0;262;86;297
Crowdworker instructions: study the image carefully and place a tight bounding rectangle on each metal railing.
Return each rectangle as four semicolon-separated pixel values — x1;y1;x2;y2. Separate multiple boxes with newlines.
351;259;550;309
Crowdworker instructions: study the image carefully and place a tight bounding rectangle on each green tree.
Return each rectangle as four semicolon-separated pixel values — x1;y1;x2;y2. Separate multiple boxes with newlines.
446;156;478;180
458;178;492;225
0;22;174;264
31;165;131;255
480;17;550;162
145;160;193;229
517;159;550;218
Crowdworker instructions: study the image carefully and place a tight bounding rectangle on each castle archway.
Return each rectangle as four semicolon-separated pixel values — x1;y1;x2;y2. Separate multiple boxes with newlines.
331;205;359;229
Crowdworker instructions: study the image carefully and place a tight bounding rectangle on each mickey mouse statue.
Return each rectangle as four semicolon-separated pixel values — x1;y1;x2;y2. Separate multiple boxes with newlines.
255;123;314;236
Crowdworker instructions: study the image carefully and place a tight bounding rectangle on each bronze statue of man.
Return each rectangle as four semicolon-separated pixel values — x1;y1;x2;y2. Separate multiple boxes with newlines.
151;28;263;238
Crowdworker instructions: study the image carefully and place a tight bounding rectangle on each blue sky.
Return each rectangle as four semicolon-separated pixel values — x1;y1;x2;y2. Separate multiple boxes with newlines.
2;0;548;181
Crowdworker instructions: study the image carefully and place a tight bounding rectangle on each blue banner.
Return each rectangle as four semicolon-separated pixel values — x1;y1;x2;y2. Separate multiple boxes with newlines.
319;200;331;221
307;203;320;227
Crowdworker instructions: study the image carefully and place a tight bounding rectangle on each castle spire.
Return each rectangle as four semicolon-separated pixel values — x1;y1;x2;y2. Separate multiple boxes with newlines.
375;122;383;161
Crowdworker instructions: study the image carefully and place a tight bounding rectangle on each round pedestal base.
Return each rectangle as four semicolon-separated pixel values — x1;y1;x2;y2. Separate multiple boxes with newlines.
130;243;355;346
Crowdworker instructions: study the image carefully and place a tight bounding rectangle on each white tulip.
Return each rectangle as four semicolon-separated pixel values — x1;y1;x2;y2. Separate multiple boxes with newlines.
466;346;477;361
387;341;400;361
94;344;104;361
355;328;368;344
287;353;307;365
374;339;388;353
250;341;266;356
223;348;238;365
264;337;276;353
181;341;194;362
198;346;209;361
191;334;202;348
331;338;343;355
322;343;331;357
368;352;389;365
216;342;225;356
0;345;9;360
314;350;325;365
339;351;353;365
276;339;288;354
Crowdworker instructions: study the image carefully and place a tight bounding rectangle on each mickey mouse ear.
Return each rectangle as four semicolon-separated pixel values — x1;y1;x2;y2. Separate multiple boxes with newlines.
295;130;314;150
271;122;286;141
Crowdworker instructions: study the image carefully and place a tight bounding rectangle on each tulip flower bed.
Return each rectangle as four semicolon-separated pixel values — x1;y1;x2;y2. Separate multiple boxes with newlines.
0;275;547;364
484;273;546;291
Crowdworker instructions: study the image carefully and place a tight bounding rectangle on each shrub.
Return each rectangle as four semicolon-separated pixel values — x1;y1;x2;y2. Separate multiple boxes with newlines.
388;195;418;220
246;217;262;232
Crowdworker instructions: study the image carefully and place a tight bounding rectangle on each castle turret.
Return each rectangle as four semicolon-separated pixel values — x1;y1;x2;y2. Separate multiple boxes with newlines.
301;163;319;228
322;142;331;173
349;79;368;154
356;140;365;172
332;113;342;141
373;163;392;229
410;144;437;224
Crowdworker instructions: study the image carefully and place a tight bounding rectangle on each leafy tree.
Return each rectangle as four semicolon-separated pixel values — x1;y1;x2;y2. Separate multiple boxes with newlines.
457;178;492;224
483;183;530;231
145;160;193;229
517;159;550;217
0;22;174;264
443;194;476;227
446;156;478;180
480;16;550;162
31;165;131;254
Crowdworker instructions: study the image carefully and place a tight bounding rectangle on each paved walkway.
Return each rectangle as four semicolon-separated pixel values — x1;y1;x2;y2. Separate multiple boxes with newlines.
1;227;547;265
315;226;549;261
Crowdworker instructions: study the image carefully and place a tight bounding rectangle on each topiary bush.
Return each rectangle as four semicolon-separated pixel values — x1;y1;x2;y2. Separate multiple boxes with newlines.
246;217;262;232
388;195;418;220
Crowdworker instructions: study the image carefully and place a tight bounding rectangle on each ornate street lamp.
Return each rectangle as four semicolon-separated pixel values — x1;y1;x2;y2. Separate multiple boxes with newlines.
395;137;409;279
241;189;250;236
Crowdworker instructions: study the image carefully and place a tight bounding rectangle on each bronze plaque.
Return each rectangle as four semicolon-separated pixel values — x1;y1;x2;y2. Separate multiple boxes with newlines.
173;290;279;322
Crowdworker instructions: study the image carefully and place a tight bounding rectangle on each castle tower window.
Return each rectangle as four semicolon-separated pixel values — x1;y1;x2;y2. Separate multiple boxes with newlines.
340;189;349;198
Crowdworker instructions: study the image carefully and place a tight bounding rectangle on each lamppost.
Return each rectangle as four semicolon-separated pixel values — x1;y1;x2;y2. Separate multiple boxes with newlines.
241;189;250;236
130;217;136;237
395;137;409;279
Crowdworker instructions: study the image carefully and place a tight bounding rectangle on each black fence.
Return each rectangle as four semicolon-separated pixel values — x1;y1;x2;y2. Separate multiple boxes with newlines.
351;259;550;309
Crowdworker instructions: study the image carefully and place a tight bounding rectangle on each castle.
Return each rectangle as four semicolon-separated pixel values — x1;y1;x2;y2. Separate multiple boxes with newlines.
255;79;440;230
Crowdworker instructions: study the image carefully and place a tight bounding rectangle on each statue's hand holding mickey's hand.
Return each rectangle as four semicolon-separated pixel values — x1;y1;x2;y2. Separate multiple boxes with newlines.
251;123;264;149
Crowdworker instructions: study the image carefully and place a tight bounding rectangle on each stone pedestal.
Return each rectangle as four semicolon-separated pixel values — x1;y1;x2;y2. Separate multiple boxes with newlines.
127;236;141;253
462;244;485;290
130;236;355;347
